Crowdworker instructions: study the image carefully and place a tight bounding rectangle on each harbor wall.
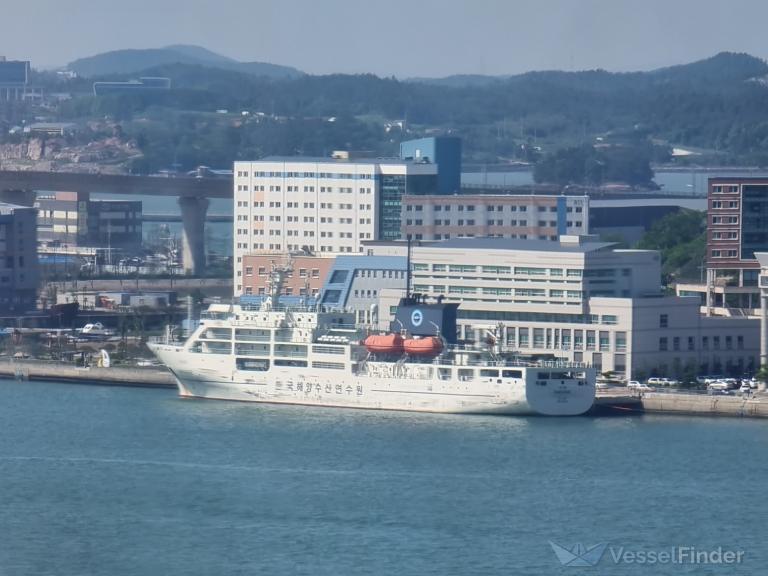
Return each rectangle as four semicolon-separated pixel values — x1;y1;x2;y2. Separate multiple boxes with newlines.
0;360;175;388
595;389;768;418
640;392;768;418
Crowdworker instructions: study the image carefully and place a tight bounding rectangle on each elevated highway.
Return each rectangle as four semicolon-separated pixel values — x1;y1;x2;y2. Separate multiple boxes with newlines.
0;170;234;275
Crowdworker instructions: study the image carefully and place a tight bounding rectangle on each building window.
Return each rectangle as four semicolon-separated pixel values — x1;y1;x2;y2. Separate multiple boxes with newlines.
659;314;668;328
615;332;627;351
659;337;668;351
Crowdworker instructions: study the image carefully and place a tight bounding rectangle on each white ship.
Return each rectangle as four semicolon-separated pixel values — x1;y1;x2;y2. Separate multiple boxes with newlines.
149;269;595;416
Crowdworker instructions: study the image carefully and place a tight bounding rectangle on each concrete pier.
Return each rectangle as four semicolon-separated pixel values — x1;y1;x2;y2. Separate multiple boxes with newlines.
178;196;209;276
0;359;175;389
594;388;768;418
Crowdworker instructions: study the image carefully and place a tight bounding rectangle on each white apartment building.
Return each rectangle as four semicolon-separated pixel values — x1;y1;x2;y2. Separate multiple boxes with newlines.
374;237;759;379
233;156;437;296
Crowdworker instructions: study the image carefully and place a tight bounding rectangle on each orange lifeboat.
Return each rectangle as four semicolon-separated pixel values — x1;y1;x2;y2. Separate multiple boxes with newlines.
363;334;404;354
404;336;443;356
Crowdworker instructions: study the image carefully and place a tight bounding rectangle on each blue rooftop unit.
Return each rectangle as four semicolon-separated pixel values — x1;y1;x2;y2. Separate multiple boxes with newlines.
400;136;462;195
319;255;407;312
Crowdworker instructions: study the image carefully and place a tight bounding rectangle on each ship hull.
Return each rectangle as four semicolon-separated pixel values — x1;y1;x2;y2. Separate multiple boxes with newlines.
150;344;594;416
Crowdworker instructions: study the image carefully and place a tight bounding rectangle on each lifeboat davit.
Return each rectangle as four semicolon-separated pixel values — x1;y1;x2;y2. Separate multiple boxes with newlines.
363;334;404;354
404;336;443;356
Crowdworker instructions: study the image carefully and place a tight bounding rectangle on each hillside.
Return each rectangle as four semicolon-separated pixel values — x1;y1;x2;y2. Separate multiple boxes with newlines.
67;45;303;79
49;51;768;172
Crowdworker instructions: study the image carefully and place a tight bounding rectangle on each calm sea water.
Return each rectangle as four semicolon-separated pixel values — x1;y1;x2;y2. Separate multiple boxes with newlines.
1;380;765;576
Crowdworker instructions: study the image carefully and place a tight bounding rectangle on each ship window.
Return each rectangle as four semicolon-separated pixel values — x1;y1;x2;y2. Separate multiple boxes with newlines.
438;367;452;380
274;359;308;367
502;369;523;378
458;368;475;381
236;358;270;371
537;371;550;379
480;369;499;378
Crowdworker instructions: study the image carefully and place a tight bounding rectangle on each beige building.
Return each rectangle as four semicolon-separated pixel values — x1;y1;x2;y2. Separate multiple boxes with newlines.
374;236;759;379
401;193;588;241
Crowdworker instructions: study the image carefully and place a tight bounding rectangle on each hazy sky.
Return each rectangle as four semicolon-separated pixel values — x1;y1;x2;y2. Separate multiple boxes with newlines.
3;0;768;77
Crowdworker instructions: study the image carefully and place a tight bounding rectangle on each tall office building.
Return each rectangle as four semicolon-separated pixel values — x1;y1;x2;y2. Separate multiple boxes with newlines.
0;203;39;313
35;192;142;251
233;154;438;296
698;177;768;313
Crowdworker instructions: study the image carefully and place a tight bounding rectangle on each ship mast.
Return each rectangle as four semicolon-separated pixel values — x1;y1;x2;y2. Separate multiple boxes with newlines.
262;257;293;311
405;235;412;302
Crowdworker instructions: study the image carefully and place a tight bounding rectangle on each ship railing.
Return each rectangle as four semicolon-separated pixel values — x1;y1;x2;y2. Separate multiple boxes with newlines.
319;322;360;331
200;311;231;321
239;303;318;313
273;335;312;344
272;351;309;359
233;334;271;342
427;356;588;369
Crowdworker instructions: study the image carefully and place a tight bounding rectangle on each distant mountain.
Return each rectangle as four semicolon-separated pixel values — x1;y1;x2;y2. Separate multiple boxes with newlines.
163;44;236;64
648;52;768;85
408;52;768;88
67;45;303;79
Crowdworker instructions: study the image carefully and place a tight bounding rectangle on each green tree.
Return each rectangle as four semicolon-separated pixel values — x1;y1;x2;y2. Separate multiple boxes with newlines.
636;209;707;283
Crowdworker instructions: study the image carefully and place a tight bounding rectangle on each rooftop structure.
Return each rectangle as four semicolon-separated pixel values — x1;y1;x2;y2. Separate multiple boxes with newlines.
400;136;461;195
318;254;407;324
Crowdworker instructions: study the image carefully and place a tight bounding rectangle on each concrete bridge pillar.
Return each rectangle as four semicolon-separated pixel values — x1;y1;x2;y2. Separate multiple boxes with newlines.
178;196;209;276
0;189;36;207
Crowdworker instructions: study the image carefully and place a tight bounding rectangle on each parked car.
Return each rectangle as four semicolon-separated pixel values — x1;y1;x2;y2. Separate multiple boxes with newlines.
739;383;753;395
628;381;654;391
647;377;678;387
708;381;731;391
